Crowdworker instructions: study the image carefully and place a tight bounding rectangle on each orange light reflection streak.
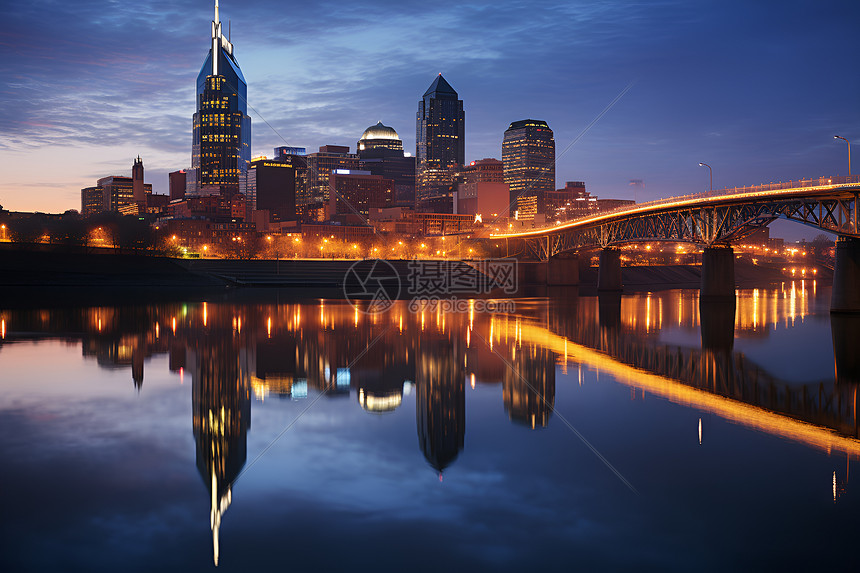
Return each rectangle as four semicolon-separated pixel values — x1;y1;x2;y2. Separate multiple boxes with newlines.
510;321;860;458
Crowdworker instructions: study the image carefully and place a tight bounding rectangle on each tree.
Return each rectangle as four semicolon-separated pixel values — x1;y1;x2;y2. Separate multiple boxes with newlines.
114;216;155;251
810;233;834;258
53;212;87;246
9;215;47;243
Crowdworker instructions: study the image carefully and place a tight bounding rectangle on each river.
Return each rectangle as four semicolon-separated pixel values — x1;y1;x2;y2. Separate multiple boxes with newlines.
0;281;857;571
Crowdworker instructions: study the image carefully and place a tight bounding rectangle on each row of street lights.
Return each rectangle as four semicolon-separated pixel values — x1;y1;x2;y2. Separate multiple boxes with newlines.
698;135;852;192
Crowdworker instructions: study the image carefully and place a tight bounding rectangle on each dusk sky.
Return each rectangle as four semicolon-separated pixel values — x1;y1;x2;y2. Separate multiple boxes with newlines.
1;0;858;239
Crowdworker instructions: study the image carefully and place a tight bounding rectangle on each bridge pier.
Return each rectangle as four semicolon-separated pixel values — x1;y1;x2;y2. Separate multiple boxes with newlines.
831;237;860;313
700;245;735;302
597;247;622;292
832;314;860;384
546;255;579;286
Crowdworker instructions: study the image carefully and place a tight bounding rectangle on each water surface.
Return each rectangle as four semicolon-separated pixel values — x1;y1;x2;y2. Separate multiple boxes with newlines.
1;282;858;572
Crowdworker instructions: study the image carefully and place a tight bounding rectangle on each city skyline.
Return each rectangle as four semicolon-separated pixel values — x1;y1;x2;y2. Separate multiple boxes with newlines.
1;0;858;240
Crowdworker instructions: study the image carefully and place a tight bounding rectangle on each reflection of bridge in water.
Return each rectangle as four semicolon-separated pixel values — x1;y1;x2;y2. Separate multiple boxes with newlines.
502;300;860;457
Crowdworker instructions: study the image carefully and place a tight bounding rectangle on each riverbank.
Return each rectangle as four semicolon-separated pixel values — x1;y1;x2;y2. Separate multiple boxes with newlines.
0;244;823;296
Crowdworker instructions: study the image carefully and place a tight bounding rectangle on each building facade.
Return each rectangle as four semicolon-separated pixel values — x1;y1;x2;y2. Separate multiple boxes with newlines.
545;181;592;221
246;157;302;222
305;145;360;206
416;75;464;202
81;157;152;215
502;119;555;221
191;1;251;198
169;170;187;201
456;158;509;218
357;122;416;208
81;187;104;217
328;171;394;219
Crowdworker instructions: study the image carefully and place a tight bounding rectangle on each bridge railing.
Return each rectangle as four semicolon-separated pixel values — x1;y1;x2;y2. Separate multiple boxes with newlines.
527;175;860;233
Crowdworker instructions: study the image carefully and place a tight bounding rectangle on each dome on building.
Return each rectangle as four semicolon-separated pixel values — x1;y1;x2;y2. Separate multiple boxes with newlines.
360;121;400;141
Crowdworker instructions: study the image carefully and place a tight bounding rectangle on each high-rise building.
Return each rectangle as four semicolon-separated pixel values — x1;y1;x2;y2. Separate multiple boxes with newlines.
502;119;555;221
246;157;302;221
416;74;464;202
191;1;251;199
305;145;360;205
357;122;416;207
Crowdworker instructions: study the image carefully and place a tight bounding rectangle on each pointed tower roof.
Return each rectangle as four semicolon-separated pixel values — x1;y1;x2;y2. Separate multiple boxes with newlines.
423;74;458;99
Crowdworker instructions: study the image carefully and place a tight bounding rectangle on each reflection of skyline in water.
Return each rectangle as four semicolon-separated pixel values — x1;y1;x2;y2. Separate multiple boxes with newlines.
0;283;850;448
0;282;857;567
1;283;858;571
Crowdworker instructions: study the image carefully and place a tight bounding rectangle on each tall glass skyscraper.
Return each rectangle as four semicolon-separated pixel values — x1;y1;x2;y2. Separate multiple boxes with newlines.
416;75;464;205
192;1;251;197
502;119;555;220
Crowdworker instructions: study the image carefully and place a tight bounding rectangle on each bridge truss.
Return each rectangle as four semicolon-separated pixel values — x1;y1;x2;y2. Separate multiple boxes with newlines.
501;185;859;260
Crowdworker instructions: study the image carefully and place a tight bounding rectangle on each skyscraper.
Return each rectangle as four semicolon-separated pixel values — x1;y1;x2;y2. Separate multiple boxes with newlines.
191;1;251;198
416;75;464;204
502;119;555;221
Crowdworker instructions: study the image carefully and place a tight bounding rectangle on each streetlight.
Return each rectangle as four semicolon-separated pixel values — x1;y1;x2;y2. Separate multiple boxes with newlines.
698;162;712;192
834;135;851;177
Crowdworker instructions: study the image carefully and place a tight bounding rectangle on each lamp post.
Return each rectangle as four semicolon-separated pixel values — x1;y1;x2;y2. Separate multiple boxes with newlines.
834;135;851;177
699;162;713;193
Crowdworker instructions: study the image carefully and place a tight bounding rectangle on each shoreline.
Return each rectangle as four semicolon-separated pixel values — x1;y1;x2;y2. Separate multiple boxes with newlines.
0;245;826;303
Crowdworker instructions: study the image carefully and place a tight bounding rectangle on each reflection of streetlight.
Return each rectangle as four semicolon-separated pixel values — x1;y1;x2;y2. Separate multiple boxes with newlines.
698;162;712;192
834;135;851;176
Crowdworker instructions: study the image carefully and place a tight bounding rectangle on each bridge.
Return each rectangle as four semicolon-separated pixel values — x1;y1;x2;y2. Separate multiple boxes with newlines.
491;176;860;311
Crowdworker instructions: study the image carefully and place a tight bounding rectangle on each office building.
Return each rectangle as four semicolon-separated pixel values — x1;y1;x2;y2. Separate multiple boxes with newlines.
545;181;592;220
81;157;153;215
169;170;187;201
246;157;302;221
328;171;394;219
502;119;555;220
81;187;104;217
305;145;360;205
191;0;251;198
357;122;416;207
456;158;509;218
416;74;464;201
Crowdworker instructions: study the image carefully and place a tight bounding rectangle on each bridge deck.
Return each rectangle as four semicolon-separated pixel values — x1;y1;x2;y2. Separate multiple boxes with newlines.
493;176;860;239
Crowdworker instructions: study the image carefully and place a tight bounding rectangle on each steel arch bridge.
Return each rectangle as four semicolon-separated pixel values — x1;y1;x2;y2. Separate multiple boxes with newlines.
491;176;860;260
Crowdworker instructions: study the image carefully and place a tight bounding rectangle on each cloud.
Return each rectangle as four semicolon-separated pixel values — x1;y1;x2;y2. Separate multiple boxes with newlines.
1;0;858;222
